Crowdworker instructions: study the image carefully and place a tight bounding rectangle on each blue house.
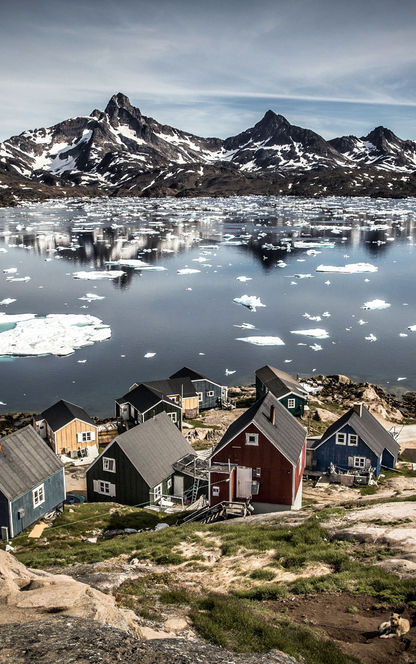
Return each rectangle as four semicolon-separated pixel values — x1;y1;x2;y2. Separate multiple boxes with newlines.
169;367;228;410
0;425;65;539
309;403;400;476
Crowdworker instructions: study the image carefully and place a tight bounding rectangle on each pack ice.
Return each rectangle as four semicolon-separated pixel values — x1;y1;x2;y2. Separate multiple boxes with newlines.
0;313;111;356
236;336;285;346
316;263;378;273
73;270;125;280
361;299;391;310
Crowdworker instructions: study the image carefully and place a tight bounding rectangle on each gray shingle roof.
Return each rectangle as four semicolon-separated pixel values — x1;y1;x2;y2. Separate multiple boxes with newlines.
256;365;307;400
212;392;306;466
0;425;64;501
144;378;197;398
317;404;400;458
40;400;95;432
109;412;195;488
116;384;178;413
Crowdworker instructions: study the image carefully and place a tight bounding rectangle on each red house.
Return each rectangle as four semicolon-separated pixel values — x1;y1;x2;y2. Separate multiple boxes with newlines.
209;392;306;512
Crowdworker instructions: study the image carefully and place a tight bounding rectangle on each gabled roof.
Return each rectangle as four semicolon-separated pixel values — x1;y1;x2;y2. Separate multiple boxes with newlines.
170;366;207;381
256;365;307;400
212;392;306;466
144;377;197;399
316;404;400;458
116;383;179;413
0;425;63;501
40;400;95;432
93;412;195;488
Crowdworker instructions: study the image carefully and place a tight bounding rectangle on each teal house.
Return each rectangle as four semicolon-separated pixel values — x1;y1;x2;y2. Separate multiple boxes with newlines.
256;366;308;417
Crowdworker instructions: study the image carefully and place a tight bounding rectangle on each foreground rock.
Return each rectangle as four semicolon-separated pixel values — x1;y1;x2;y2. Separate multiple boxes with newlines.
0;616;298;664
0;551;139;636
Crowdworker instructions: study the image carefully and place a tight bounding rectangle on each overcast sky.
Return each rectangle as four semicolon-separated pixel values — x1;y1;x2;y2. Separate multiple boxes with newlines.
1;0;415;141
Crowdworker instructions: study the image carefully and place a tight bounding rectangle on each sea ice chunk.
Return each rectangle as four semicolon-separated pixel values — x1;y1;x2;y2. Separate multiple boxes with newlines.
316;263;378;273
144;352;156;358
0;298;16;305
3;268;17;274
225;369;236;376
236;276;252;282
361;299;391;310
105;259;149;268
365;333;377;342
177;268;201;275
233;295;266;312
290;329;329;339
73;270;125;280
236;336;285;346
233;323;256;329
78;293;105;302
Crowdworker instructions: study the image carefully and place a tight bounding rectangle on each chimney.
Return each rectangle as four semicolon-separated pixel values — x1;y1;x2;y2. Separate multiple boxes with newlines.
270;405;276;425
353;402;363;417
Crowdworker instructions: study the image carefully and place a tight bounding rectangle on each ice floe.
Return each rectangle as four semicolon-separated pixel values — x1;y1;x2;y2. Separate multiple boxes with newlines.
236;336;285;346
78;293;105;302
0;298;16;305
290;329;329;339
233;323;256;329
105;259;149;268
177;268;201;275
309;343;322;351
316;263;378;273
233;295;266;312
73;270;125;280
365;333;377;342
361;299;391;310
408;325;416;332
225;369;236;376
236;276;252;282
144;352;156;358
0;313;111;356
3;267;17;274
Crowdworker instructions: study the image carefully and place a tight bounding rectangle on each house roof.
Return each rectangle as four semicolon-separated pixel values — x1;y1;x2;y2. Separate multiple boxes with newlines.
144;377;197;399
104;412;196;488
0;425;63;501
170;366;207;381
40;400;95;432
212;392;306;466
116;383;179;413
317;404;400;458
256;365;307;400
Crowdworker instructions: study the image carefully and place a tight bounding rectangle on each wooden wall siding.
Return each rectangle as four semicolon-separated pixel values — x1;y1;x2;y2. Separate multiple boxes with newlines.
55;420;97;454
87;442;150;506
10;469;65;537
142;401;182;429
182;396;199;416
211;424;294;505
382;448;396;468
0;492;11;535
280;394;306;417
313;423;381;475
294;441;306;496
210;469;232;505
193;379;222;410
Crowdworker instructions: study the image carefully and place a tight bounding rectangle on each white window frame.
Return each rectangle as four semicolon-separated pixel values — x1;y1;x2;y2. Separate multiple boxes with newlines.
197;392;203;403
33;484;45;508
167;412;177;423
103;457;116;473
212;486;220;497
93;479;115;496
167;478;172;490
245;433;259;446
207;390;215;398
353;456;366;469
287;398;296;409
336;432;347;445
348;434;358;446
82;431;92;442
153;483;162;502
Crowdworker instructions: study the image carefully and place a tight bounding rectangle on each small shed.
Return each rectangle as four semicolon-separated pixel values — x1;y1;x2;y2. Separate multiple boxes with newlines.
87;412;201;506
36;399;98;460
0;425;65;539
255;365;308;416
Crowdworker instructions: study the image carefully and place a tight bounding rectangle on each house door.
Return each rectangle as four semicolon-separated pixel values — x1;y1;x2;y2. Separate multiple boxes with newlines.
173;475;184;497
236;467;252;499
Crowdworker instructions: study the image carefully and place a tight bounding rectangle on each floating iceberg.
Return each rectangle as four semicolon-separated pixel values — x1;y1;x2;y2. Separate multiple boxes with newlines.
290;329;329;339
135;266;167;271
233;323;256;329
225;369;236;376
236;276;252;282
293;273;312;279
361;299;391;310
236;336;285;346
144;352;156;358
233;295;266;312
408;325;416;332
3;267;17;274
316;263;378;273
0;313;111;357
78;293;105;302
177;268;201;275
105;259;149;268
365;333;377;342
0;298;16;305
73;270;125;280
310;343;322;351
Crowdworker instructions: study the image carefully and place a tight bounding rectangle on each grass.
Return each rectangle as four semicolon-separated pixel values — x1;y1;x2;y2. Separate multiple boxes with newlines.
360;484;378;496
185;418;221;430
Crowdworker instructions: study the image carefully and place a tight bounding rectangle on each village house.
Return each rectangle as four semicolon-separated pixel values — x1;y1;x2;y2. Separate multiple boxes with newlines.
169;367;228;410
86;412;206;507
209;392;306;512
115;383;182;429
255;365;308;417
0;425;65;539
36;400;98;459
307;403;400;476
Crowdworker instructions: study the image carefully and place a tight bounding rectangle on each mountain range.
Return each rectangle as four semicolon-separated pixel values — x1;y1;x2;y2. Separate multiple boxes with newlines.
1;92;416;205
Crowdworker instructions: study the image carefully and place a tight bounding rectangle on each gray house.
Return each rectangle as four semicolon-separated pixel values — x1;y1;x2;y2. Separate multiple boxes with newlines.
0;425;65;539
87;412;203;506
115;383;182;429
169;367;228;410
256;366;308;417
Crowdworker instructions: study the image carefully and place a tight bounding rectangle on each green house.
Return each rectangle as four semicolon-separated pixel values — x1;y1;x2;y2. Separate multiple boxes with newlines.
255;365;308;417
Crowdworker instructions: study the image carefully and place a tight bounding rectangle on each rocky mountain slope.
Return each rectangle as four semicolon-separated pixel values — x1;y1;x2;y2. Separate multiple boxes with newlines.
1;93;416;203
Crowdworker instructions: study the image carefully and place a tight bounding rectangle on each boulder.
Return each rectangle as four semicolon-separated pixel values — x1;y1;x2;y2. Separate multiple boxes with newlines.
313;408;338;423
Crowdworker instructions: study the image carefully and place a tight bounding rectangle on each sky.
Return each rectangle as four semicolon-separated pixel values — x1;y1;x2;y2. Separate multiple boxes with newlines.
1;0;415;141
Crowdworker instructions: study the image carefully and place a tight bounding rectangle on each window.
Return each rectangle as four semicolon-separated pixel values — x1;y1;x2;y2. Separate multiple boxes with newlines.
103;457;116;473
154;483;162;501
207;390;215;398
197;392;203;403
336;432;347;445
167;412;177;423
167;478;172;490
251;481;260;495
77;430;95;443
245;433;259;446
92;479;115;497
353;457;366;469
33;484;45;508
252;467;261;478
212;486;220;497
348;434;358;446
287;398;296;409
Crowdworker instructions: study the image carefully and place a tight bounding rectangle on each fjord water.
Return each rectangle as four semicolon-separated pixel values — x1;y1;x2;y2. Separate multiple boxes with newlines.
0;195;415;416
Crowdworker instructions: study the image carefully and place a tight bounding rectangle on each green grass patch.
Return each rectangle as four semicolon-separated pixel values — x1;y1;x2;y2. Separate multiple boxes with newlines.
360;484;378;496
249;568;276;581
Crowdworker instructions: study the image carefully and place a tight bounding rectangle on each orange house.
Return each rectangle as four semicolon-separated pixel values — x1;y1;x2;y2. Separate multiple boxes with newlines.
36;400;98;460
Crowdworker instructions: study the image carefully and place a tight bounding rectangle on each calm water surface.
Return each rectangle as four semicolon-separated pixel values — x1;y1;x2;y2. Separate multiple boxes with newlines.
0;195;415;416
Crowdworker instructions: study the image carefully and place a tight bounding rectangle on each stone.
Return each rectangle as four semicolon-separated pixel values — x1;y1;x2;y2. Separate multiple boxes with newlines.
313;408;338;423
163;617;189;632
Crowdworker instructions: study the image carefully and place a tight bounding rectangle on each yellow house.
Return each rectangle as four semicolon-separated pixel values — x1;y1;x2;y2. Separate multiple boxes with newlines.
36;400;98;460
